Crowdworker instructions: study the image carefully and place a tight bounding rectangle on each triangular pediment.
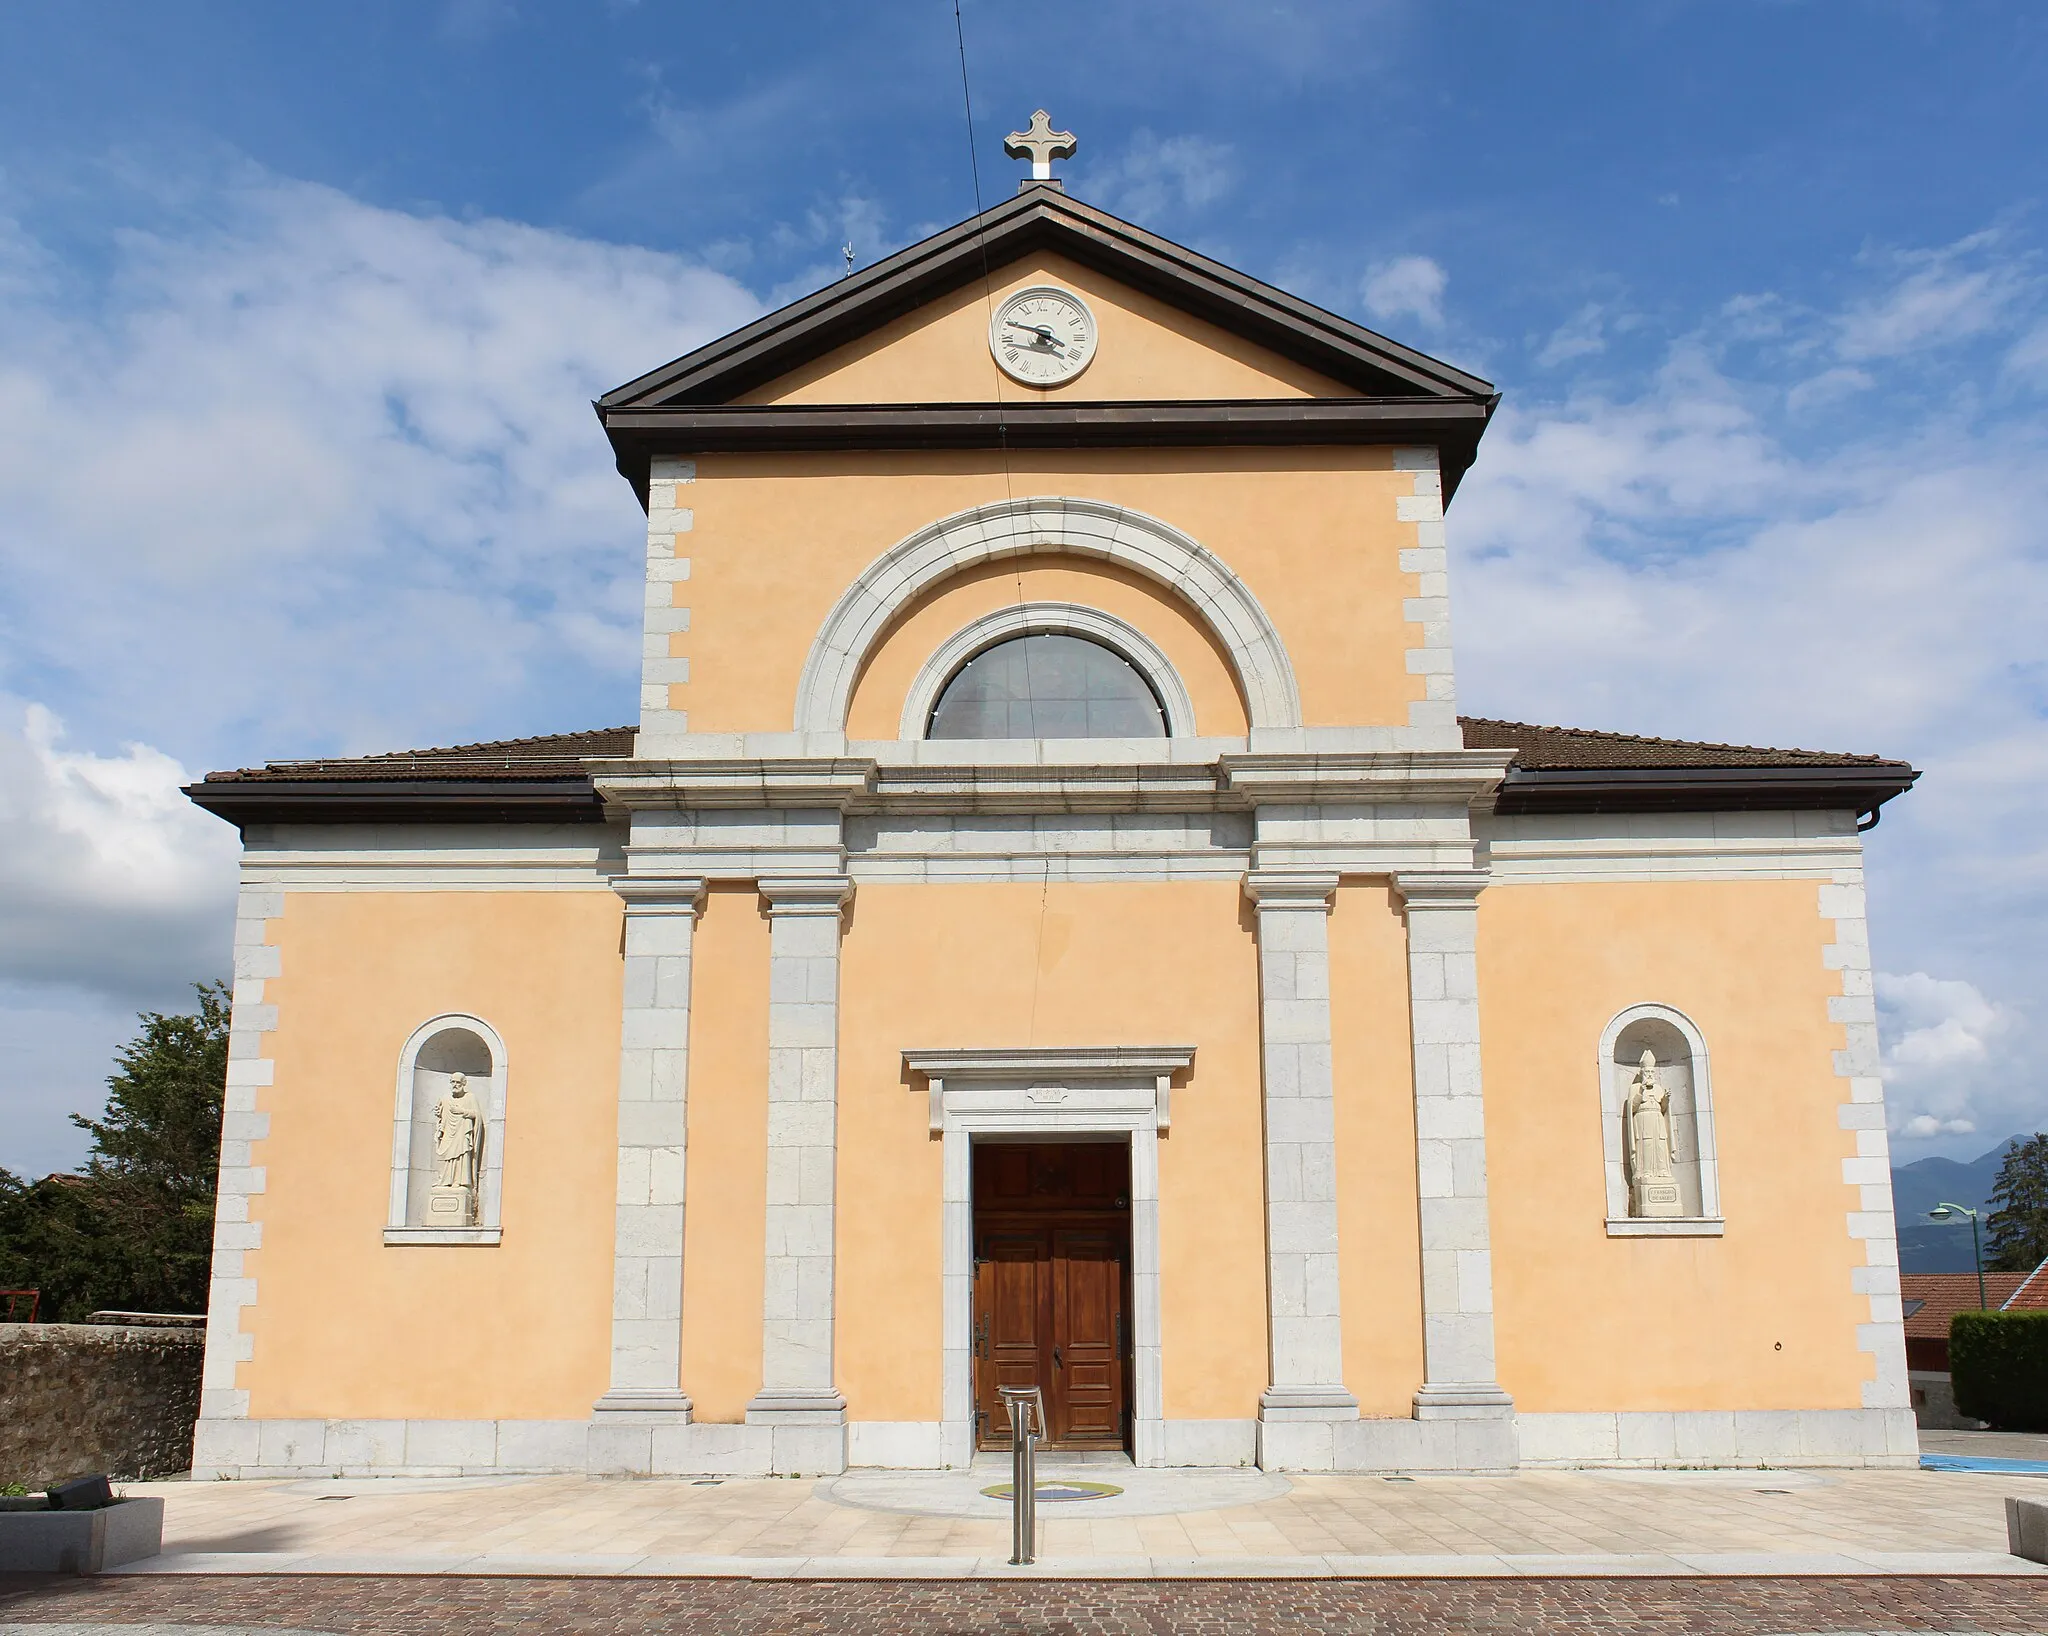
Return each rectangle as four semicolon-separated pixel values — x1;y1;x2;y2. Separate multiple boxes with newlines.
600;187;1493;410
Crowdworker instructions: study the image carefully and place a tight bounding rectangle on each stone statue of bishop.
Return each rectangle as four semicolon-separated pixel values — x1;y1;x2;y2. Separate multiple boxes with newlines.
1625;1049;1684;1218
427;1071;484;1226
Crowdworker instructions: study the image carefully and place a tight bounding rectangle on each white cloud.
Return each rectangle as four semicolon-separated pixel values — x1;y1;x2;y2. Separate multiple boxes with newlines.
1875;971;2010;1138
0;170;760;765
0;168;763;1173
1362;255;1448;332
1081;132;1235;221
1835;229;2035;361
1905;1114;1980;1139
1535;301;1606;367
0;703;238;1001
1452;228;2048;1155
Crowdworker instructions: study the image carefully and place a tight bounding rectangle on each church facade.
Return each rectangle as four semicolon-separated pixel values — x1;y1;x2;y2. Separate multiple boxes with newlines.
184;156;1920;1478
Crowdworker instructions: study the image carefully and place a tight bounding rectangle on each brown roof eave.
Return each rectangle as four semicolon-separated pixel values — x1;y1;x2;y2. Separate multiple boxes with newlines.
182;778;608;831
1496;764;1919;817
598;396;1498;508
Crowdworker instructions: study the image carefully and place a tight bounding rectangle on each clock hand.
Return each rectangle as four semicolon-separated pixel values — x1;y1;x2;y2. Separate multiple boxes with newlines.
1006;322;1060;347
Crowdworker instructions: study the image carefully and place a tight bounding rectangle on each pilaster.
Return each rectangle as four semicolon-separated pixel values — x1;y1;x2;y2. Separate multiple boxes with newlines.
1244;869;1358;1470
589;874;704;1472
1392;872;1515;1457
746;876;853;1475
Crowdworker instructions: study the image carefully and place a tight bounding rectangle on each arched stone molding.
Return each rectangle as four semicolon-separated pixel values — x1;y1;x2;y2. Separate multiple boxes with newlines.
898;601;1200;741
795;496;1302;736
1597;1003;1723;1236
386;1013;509;1245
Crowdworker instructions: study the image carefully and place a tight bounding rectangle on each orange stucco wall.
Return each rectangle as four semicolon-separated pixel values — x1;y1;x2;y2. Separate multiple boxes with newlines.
845;556;1250;740
738;253;1352;406
1329;881;1428;1415
835;880;1270;1424
242;889;622;1421
678;883;771;1422
1479;879;1869;1412
666;447;1424;736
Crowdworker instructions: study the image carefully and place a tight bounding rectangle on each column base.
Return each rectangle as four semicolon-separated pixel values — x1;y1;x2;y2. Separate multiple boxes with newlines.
591;1388;693;1421
1413;1382;1516;1420
1257;1385;1358;1470
1258;1384;1359;1419
587;1390;693;1474
746;1389;848;1474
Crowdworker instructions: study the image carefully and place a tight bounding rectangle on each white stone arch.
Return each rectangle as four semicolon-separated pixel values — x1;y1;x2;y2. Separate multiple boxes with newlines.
1597;1003;1723;1235
386;1013;508;1245
899;601;1199;740
795;495;1303;736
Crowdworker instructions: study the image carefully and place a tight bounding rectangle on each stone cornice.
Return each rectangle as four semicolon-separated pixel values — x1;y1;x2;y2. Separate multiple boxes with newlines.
902;1045;1196;1082
1220;750;1515;805
596;750;1517;817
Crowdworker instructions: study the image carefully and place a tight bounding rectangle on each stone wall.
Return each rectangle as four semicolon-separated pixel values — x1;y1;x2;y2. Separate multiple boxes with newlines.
0;1323;203;1488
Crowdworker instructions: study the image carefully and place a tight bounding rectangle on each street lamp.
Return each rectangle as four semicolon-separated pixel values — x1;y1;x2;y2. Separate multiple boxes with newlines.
1928;1203;1987;1311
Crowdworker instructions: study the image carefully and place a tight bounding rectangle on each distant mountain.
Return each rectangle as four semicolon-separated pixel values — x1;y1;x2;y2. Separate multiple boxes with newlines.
1891;1140;2017;1273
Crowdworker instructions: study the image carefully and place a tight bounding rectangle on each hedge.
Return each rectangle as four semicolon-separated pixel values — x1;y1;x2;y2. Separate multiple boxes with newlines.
1950;1309;2048;1431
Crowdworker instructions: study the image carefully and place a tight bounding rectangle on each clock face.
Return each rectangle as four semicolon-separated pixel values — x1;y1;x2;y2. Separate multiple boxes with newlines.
989;286;1097;386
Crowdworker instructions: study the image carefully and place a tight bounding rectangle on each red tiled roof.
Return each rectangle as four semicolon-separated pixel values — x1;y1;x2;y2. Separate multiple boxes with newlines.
2003;1258;2048;1312
198;726;636;784
1457;717;1906;771
197;719;1903;784
1901;1272;2031;1339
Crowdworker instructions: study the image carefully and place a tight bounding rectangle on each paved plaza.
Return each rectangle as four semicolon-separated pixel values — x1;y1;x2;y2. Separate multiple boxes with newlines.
36;1442;2048;1580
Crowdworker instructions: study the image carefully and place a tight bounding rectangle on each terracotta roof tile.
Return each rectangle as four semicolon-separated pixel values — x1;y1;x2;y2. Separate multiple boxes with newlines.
2004;1257;2048;1312
199;726;636;784
1900;1272;2031;1338
198;718;1903;784
1457;717;1907;772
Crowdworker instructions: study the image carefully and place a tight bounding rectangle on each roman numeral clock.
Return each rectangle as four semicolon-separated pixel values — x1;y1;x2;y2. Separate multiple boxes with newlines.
989;285;1097;386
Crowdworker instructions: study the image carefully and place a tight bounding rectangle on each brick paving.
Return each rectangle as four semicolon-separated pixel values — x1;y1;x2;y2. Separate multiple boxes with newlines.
5;1571;2048;1633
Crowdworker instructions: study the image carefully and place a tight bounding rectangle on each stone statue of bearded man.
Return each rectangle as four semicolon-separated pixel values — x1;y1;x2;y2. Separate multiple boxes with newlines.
433;1072;485;1197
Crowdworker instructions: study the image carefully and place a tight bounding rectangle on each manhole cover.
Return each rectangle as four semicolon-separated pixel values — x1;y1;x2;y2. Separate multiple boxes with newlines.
979;1480;1124;1502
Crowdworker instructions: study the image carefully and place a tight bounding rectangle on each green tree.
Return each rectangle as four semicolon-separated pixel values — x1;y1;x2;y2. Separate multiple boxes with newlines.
0;981;227;1321
1986;1132;2048;1273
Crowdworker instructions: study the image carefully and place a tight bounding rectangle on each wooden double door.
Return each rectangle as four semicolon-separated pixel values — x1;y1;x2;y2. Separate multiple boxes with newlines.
972;1142;1131;1451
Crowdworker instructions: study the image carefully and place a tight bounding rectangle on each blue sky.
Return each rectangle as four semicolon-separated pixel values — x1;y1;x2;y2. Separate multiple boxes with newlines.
2;1;2045;1174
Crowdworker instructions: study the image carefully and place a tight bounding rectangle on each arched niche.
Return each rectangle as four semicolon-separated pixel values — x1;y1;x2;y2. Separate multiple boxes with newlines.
1597;1003;1723;1236
386;1013;508;1243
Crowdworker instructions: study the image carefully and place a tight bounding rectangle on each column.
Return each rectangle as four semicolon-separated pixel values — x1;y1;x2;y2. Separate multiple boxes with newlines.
1245;870;1358;1470
590;875;704;1463
1393;873;1515;1444
746;876;852;1474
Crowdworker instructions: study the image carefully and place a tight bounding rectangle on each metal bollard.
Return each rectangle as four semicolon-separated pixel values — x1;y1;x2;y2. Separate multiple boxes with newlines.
998;1384;1045;1565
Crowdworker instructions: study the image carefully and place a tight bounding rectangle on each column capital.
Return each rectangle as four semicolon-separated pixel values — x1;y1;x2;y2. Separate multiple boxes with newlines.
1243;870;1339;910
1392;871;1488;910
613;874;707;915
758;876;854;916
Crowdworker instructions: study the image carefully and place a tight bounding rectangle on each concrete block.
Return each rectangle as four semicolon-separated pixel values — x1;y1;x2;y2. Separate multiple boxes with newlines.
255;1417;327;1471
0;1495;162;1574
847;1421;945;1470
325;1419;406;1470
189;1416;259;1474
405;1418;498;1469
497;1420;587;1471
585;1421;653;1474
2009;1496;2048;1564
1159;1418;1258;1468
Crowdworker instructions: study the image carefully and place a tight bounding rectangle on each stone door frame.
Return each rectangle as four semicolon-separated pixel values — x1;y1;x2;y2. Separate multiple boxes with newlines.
903;1045;1193;1469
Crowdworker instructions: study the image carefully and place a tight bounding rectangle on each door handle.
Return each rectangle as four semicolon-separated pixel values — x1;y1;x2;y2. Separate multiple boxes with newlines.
1053;1346;1063;1369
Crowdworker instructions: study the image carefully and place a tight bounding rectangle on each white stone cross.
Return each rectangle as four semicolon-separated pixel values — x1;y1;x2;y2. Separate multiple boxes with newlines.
1005;110;1077;181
